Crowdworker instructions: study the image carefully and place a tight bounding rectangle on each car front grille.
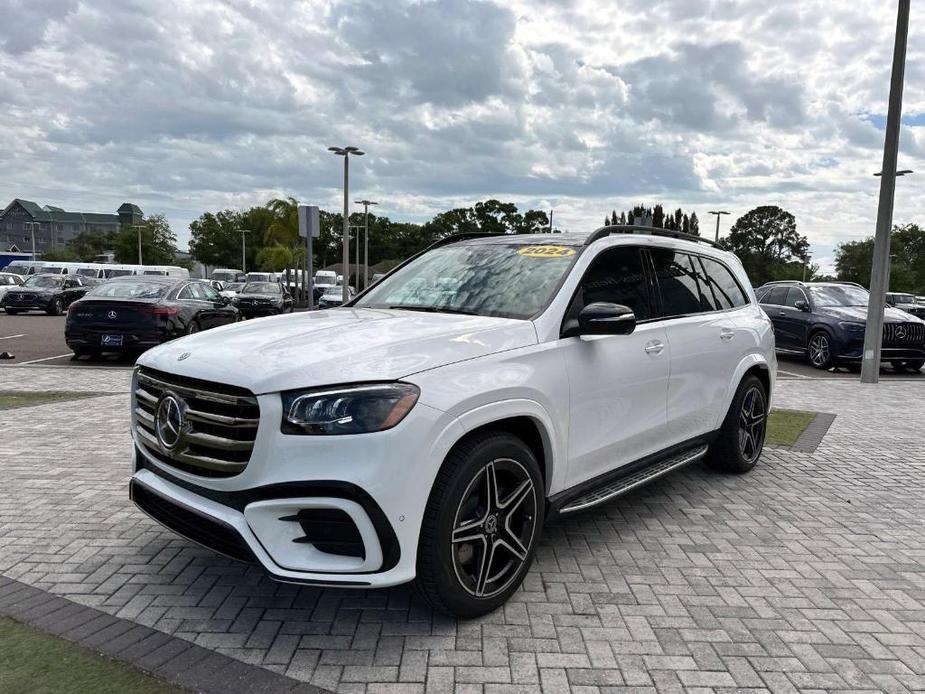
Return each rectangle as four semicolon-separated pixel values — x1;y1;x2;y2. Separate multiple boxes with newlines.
134;367;260;478
14;293;36;302
883;322;925;346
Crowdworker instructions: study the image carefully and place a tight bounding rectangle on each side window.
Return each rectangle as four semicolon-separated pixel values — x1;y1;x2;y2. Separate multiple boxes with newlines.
177;285;193;300
700;257;749;309
784;287;807;308
188;283;208;300
763;286;788;305
649;249;703;317
200;284;220;301
569;247;653;322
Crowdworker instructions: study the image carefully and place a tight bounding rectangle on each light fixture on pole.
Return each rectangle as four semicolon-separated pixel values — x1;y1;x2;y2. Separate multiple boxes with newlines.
131;224;147;265
329;146;365;302
861;0;910;385
708;210;730;242
355;200;378;289
874;169;913;176
237;228;252;273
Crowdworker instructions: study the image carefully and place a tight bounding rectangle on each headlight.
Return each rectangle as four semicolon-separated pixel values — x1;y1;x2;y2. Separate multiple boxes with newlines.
839;321;865;333
281;383;420;435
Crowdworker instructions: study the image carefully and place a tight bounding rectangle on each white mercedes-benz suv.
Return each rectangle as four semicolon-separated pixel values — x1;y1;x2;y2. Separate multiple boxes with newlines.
130;226;775;617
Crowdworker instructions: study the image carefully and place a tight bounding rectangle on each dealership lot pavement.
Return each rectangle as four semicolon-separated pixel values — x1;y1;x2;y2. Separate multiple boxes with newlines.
3;314;925;380
1;368;924;693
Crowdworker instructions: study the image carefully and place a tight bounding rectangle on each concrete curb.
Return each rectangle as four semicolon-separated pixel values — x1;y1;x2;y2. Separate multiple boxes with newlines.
0;575;331;694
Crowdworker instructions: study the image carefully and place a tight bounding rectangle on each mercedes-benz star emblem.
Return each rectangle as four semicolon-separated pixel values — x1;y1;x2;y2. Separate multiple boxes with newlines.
896;325;907;340
154;394;185;451
108;310;118;319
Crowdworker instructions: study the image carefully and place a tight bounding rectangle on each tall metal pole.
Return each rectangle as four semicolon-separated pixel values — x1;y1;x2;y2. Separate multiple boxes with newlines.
132;224;146;265
354;214;359;290
355;200;378;290
861;0;910;384
26;222;37;261
708;210;730;242
237;229;251;273
343;155;350;302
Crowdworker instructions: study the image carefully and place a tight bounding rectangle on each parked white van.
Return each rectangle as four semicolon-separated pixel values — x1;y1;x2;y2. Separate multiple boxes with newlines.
245;271;277;283
4;261;45;278
211;268;244;283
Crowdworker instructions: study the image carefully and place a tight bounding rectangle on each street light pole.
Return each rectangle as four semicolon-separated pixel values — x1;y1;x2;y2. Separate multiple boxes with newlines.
708;210;730;242
329;146;365;302
132;224;146;265
356;200;378;289
237;229;251;273
25;221;38;261
861;0;910;384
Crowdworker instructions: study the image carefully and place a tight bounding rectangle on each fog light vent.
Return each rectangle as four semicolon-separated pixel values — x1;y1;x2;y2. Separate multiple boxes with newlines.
280;508;365;559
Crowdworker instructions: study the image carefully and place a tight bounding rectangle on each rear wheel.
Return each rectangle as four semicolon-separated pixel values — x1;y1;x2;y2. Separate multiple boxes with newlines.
47;298;64;316
807;331;834;370
415;431;543;618
186;320;200;335
707;375;768;474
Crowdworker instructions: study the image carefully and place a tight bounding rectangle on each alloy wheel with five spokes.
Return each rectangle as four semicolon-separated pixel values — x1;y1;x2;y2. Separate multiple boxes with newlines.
738;386;766;464
808;332;831;369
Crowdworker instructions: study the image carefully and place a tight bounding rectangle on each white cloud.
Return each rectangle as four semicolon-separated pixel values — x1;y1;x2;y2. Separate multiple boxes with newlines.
0;0;922;266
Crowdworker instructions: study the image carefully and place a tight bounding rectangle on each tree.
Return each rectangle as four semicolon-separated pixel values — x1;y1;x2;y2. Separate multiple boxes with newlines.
689;212;700;236
835;223;925;291
70;229;114;260
113;214;177;264
652;204;665;228
682;213;690;234
188;210;246;269
256;243;294;272
40;247;79;262
721;206;810;285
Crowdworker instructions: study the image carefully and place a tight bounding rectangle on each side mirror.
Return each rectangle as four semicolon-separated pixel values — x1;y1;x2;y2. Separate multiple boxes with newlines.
221;295;231;305
794;299;809;312
563;302;636;337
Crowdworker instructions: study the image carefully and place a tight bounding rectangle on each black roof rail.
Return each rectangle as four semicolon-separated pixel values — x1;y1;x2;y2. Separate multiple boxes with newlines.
584;224;723;249
424;232;505;251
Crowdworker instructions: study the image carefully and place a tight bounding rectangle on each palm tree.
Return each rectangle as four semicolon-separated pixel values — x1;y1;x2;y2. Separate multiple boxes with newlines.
265;197;299;247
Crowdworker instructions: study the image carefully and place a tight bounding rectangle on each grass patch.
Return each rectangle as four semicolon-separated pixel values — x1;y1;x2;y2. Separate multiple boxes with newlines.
767;409;816;447
0;616;185;693
0;391;100;410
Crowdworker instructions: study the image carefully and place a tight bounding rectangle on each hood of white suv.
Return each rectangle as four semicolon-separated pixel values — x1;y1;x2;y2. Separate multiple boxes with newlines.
138;307;537;394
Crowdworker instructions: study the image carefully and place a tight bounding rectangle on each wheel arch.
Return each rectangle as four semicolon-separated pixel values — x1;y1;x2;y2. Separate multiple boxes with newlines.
715;354;775;429
444;400;561;496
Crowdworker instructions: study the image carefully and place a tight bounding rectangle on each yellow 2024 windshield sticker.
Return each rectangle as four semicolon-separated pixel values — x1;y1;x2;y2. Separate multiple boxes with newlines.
517;245;577;259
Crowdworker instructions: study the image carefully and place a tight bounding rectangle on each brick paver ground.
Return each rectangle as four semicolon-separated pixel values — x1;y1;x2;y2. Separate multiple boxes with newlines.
1;366;924;693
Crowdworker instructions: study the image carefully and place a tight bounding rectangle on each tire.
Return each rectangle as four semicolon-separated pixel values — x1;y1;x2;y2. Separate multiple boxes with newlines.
186;320;200;335
4;308;19;315
806;330;834;370
415;431;543;618
706;374;768;474
47;298;64;316
893;359;924;373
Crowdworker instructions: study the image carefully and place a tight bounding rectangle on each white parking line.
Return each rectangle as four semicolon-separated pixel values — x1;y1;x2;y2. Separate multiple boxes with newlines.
0;334;25;340
777;369;811;378
17;353;74;365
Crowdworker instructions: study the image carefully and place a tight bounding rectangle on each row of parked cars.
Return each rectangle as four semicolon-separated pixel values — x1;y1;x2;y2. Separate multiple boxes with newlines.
756;280;925;371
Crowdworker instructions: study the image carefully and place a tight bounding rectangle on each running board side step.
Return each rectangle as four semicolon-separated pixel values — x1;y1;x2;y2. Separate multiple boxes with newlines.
558;445;709;515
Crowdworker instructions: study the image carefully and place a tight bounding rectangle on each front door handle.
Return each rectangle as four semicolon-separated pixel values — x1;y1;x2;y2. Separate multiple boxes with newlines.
720;328;735;341
644;340;664;355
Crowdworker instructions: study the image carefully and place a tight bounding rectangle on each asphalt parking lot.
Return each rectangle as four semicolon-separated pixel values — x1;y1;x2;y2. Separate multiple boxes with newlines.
2;313;924;380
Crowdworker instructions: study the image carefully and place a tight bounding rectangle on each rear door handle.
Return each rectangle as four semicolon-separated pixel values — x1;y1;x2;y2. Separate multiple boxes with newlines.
644;340;664;355
720;328;735;341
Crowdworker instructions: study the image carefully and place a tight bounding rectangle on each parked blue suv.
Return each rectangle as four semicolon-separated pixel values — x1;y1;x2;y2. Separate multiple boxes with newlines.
756;281;925;372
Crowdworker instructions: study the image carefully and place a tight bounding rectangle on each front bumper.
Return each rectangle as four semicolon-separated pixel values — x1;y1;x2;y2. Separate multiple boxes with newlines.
129;386;463;588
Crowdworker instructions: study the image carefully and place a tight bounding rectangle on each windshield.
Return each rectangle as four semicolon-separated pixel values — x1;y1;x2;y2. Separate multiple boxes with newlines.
41;267;64;274
212;271;237;282
6;264;31;275
224;282;244;291
87;281;168;299
77;268;99;277
809;285;869;307
893;294;915;304
105;269;133;277
242;282;280;295
354;242;580;319
24;275;64;288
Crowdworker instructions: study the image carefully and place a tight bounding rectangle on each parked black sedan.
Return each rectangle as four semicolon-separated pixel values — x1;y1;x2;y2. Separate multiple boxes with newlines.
231;281;293;318
65;277;240;358
1;273;90;315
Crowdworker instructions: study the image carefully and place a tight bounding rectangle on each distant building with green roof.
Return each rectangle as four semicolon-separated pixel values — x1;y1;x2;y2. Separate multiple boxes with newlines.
0;199;143;253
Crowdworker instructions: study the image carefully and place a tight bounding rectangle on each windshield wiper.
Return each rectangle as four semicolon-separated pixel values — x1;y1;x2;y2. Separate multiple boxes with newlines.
386;304;480;316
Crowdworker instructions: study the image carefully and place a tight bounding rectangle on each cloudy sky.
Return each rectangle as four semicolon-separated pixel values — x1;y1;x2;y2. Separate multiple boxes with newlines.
1;0;923;271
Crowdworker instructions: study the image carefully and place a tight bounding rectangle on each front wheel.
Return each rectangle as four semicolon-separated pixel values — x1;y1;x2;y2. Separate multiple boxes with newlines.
47;298;64;316
807;331;834;370
415;431;543;618
4;308;19;315
707;375;768;474
893;359;925;373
